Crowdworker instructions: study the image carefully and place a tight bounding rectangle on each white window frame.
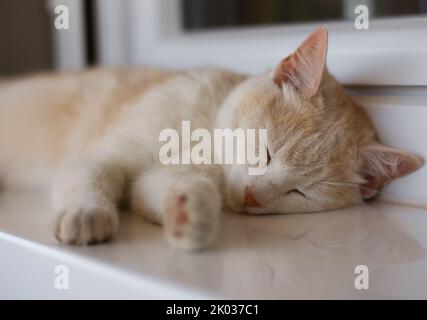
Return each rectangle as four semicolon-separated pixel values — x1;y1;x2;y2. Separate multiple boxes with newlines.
95;0;427;86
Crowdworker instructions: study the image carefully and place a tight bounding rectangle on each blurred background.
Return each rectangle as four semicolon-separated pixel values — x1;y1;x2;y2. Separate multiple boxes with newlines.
182;0;425;30
0;0;426;79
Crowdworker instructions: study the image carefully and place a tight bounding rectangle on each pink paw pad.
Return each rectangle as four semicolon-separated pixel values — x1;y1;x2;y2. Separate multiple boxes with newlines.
170;194;189;238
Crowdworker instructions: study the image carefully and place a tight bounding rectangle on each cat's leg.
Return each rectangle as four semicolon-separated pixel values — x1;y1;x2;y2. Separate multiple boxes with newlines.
51;144;143;245
130;166;222;250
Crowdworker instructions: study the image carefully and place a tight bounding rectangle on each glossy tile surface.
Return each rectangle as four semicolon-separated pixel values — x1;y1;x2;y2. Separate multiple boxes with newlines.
1;189;427;299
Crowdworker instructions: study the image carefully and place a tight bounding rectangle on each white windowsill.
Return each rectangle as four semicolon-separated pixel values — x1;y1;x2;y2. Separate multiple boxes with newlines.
1;189;427;299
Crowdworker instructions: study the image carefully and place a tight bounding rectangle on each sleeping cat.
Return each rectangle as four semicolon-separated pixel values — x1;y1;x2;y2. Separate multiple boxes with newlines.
0;27;423;249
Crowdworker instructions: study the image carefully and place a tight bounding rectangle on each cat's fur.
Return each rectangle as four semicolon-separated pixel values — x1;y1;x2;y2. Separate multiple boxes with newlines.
0;27;423;249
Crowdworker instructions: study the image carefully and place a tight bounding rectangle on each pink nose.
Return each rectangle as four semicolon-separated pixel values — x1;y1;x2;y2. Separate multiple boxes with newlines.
244;187;261;208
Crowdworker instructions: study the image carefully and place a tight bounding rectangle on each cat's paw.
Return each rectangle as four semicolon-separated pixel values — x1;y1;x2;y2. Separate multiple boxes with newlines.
52;205;119;245
165;177;221;250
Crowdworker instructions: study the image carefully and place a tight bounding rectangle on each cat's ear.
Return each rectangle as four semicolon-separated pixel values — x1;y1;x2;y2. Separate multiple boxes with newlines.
359;143;424;199
272;26;328;97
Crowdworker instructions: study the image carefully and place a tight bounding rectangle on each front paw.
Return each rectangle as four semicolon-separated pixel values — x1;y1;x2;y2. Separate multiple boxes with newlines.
52;205;119;245
165;177;221;250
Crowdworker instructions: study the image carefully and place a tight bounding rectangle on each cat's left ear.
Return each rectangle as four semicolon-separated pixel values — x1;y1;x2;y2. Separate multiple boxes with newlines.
359;143;424;199
272;26;328;97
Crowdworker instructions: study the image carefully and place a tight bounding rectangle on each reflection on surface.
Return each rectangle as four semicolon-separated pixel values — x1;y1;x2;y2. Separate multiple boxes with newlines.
1;190;426;298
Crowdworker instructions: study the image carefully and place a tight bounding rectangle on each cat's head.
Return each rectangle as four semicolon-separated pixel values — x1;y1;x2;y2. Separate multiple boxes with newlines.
218;26;424;214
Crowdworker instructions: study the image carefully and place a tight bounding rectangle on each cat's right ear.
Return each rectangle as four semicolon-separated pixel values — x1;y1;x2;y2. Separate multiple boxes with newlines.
272;26;328;97
359;143;424;199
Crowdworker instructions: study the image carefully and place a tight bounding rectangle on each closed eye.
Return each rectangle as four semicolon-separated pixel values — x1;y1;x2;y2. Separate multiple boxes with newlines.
286;189;306;197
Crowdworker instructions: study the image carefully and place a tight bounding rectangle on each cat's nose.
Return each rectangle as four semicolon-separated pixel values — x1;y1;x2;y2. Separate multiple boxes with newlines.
244;187;261;208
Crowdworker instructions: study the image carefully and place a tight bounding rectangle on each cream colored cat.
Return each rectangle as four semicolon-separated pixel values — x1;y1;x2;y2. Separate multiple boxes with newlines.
0;27;423;249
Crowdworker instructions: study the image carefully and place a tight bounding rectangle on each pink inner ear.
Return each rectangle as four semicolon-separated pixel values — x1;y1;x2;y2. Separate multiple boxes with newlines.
360;143;424;199
397;154;423;174
273;55;294;86
273;26;328;96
